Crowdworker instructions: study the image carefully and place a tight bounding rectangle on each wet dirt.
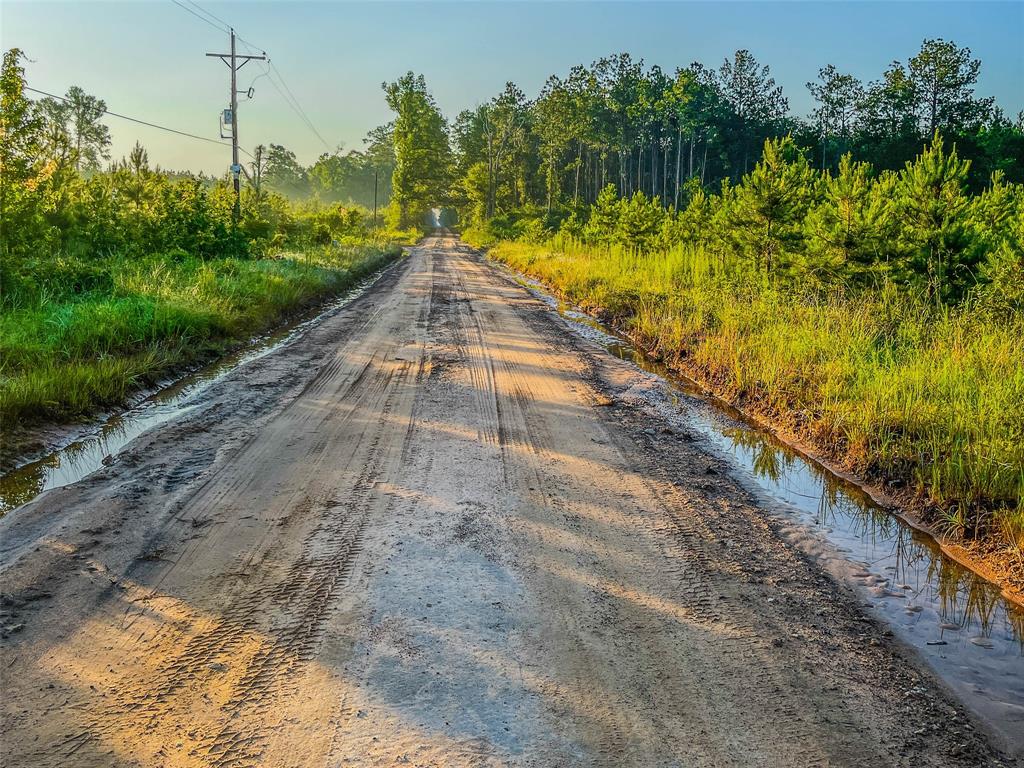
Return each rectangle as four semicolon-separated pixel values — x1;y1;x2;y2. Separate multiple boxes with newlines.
0;235;1019;766
0;265;399;514
514;274;1024;751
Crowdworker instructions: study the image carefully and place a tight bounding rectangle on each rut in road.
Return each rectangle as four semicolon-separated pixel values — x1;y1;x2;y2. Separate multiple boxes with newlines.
0;235;1012;767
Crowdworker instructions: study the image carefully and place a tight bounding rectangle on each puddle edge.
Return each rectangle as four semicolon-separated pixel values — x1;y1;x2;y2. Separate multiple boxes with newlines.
0;256;405;510
497;258;1024;611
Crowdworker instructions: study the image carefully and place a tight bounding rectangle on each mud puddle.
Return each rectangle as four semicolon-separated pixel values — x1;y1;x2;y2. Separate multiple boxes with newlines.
518;275;1024;751
0;267;395;515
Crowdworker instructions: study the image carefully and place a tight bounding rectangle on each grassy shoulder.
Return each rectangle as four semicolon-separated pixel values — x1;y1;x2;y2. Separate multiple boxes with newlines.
0;239;404;462
485;237;1024;591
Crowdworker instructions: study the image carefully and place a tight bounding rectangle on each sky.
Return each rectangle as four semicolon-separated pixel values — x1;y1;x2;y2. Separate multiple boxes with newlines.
3;1;1022;175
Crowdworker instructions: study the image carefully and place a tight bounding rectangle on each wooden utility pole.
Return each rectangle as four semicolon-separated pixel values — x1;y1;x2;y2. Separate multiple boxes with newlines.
207;29;265;222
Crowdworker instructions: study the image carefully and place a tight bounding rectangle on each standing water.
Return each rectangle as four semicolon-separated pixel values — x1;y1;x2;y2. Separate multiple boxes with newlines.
519;276;1024;754
0;267;393;515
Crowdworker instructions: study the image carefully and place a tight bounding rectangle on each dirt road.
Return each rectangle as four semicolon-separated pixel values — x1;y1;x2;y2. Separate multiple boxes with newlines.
0;234;1014;767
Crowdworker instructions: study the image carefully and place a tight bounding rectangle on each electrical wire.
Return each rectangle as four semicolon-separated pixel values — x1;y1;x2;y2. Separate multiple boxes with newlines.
170;0;227;33
244;61;273;95
261;66;319;143
170;0;332;153
267;61;332;151
183;0;232;32
25;86;230;148
179;0;263;55
235;33;265;56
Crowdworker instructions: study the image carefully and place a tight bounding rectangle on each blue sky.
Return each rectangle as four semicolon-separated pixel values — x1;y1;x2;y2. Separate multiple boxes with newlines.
3;1;1021;174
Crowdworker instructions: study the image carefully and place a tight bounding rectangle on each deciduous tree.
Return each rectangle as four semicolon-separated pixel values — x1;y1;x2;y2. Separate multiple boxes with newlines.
383;72;451;227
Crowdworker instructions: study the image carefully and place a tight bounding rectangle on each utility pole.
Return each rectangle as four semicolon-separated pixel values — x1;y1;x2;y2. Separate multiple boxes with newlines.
207;29;265;223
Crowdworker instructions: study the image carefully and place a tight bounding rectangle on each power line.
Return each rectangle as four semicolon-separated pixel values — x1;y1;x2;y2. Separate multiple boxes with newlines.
268;61;332;151
170;0;227;33
24;86;230;148
261;66;317;141
266;66;319;142
178;0;263;55
233;31;265;57
223;28;264;57
183;0;232;32
244;62;273;94
170;0;332;153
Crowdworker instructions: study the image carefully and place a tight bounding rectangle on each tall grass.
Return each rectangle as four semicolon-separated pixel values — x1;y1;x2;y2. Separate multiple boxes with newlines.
490;236;1024;557
0;243;400;439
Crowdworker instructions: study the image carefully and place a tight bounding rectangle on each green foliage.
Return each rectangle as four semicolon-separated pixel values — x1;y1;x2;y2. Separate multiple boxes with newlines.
263;143;309;198
581;185;621;244
449;37;1019;232
461;161;491;224
894;133;979;303
308;143;393;209
383;72;451;227
1;48;46;254
908;39;993;136
806;64;863;168
803;155;898;284
485;132;1021;309
452;84;537;221
725;136;817;274
489;237;1024;552
716;50;790;173
0;49;410;438
571;186;669;253
1;244;400;430
977;176;1024;317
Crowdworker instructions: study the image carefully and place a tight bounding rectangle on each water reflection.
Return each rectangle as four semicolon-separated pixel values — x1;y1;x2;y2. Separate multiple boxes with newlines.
0;269;391;515
0;397;204;514
715;423;1022;647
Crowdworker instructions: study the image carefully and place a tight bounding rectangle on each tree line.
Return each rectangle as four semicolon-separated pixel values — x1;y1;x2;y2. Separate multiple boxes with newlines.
434;39;1021;221
245;130;394;208
376;38;1022;307
556;134;1021;307
3;38;1021;307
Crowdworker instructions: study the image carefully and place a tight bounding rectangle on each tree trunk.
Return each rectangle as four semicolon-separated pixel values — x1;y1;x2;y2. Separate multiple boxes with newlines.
635;145;642;196
651;136;657;199
674;127;682;210
573;140;582;204
662;142;669;207
487;133;495;218
587;150;592;203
